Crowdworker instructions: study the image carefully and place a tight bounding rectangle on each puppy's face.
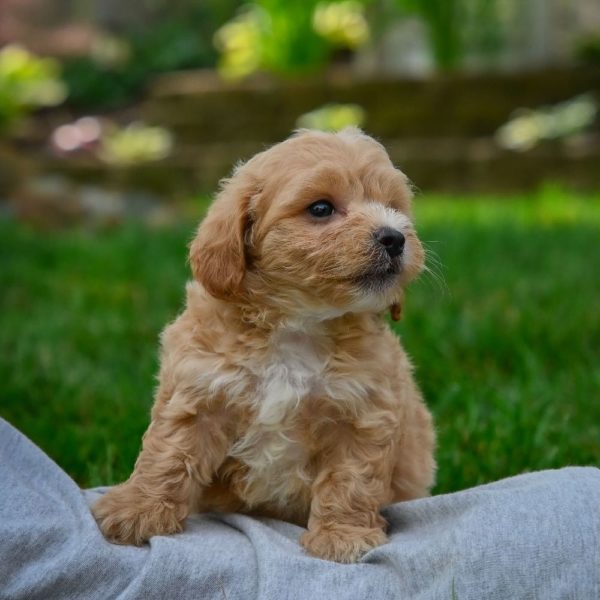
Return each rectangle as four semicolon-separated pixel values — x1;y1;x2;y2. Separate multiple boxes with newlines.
190;129;424;318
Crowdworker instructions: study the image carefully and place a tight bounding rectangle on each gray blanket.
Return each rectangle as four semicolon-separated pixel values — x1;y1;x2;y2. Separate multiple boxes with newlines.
0;417;598;599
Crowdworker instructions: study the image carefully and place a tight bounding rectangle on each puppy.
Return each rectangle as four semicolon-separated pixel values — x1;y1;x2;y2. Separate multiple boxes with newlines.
92;128;436;563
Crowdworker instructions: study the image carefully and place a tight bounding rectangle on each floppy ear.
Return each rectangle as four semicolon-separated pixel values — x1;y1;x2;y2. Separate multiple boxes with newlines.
189;171;256;300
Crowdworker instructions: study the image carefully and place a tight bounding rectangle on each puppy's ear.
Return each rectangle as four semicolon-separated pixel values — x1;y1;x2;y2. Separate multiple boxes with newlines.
189;171;256;300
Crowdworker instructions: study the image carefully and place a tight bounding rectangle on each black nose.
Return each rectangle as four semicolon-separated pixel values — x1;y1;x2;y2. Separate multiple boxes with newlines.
374;227;405;258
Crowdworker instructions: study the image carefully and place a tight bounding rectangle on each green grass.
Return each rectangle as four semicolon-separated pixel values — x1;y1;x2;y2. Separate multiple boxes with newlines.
1;186;599;493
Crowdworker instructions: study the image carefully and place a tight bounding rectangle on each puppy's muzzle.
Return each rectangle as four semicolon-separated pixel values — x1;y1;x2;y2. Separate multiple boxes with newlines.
374;227;405;258
354;227;406;289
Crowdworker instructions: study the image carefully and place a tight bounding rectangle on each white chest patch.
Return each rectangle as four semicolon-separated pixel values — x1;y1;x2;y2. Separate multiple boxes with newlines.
255;329;324;424
229;328;325;507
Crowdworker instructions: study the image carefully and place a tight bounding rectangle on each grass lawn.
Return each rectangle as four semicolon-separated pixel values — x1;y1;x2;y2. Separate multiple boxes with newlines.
1;186;599;494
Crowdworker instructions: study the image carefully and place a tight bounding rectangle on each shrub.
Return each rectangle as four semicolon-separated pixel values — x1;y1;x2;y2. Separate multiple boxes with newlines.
0;45;67;133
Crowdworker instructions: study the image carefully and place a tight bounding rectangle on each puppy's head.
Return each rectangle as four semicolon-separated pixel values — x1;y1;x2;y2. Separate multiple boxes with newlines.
190;128;424;319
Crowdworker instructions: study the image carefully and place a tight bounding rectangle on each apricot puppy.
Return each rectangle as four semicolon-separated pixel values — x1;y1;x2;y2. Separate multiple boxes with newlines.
92;128;435;563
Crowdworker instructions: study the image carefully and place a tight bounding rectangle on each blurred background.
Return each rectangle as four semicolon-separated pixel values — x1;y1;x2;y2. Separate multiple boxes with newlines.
0;0;598;494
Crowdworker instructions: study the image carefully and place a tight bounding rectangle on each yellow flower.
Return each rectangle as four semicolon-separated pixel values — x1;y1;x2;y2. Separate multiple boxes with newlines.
313;1;369;49
297;103;366;131
99;122;173;166
214;8;265;80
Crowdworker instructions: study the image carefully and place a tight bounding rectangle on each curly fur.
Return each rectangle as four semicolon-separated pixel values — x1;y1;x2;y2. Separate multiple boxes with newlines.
92;128;436;563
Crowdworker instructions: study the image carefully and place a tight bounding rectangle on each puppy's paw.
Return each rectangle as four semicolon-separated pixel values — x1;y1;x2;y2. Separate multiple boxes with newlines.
301;524;387;563
92;484;184;546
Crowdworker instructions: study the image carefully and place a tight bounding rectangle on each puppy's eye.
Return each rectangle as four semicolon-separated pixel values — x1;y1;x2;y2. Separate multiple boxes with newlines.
307;200;335;218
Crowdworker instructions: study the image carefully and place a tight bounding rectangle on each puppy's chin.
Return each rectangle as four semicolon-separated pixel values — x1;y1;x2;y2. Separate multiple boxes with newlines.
279;274;405;323
354;260;402;292
338;250;424;317
350;274;403;312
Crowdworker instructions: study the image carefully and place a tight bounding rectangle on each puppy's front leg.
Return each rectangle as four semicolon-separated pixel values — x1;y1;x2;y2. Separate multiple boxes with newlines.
301;423;394;563
92;394;232;545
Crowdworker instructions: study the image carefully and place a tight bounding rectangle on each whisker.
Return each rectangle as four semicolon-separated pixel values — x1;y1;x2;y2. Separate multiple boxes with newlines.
419;242;448;295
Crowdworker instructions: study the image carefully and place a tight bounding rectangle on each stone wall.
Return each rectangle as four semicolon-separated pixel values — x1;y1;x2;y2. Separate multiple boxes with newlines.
4;67;600;214
145;68;599;141
140;67;600;193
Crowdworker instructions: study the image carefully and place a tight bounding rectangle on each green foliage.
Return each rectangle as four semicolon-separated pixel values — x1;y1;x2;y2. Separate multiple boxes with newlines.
0;45;66;133
0;190;599;492
62;7;230;110
575;34;600;66
214;0;370;79
258;0;330;74
396;0;463;69
395;0;505;70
